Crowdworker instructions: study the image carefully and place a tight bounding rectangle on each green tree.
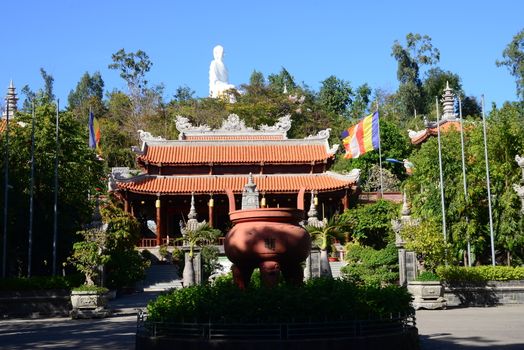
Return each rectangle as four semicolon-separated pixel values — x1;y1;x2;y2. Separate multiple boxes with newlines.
405;102;524;265
391;33;440;119
305;217;343;278
497;28;524;101
348;83;372;120
401;218;451;272
318;75;353;115
422;68;462;115
108;48;152;95
341;243;399;286
268;67;296;93
100;197;148;289
67;71;105;123
0;103;105;276
338;200;399;249
176;223;221;286
20;68;56;111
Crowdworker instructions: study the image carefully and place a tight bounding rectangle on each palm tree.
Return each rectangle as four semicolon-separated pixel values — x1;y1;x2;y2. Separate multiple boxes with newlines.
305;216;342;278
176;223;221;286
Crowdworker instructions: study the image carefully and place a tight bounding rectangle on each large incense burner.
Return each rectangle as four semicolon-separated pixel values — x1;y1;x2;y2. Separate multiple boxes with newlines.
224;176;310;288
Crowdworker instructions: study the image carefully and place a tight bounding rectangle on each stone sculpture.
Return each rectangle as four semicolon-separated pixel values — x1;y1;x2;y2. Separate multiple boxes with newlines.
209;45;236;99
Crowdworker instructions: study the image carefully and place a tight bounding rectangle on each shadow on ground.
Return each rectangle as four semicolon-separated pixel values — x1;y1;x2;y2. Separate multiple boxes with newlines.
420;334;524;350
0;315;136;350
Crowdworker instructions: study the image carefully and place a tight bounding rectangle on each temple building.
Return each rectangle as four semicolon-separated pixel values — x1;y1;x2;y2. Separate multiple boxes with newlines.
408;82;464;145
111;114;360;247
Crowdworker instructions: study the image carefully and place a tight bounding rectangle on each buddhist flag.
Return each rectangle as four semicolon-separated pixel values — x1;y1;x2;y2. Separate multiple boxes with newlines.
88;111;101;152
340;111;380;159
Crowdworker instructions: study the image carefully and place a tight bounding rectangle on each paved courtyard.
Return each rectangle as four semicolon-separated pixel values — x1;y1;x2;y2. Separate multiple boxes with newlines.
417;305;524;349
1;293;523;349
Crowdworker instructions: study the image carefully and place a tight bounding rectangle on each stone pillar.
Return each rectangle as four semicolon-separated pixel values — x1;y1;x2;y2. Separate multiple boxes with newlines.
155;195;162;246
392;192;419;286
182;247;203;285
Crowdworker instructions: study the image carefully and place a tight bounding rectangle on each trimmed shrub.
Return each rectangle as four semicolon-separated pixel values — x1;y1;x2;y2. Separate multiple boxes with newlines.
146;277;413;323
0;274;84;291
341;243;398;286
416;271;440;281
436;265;524;283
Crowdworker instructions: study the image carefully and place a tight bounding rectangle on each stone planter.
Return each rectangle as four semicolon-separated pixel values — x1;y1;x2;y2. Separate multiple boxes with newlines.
70;290;110;319
407;281;446;310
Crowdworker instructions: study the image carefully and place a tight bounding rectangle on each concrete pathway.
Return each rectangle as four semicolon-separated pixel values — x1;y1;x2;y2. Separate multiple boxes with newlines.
1;292;523;349
417;305;524;349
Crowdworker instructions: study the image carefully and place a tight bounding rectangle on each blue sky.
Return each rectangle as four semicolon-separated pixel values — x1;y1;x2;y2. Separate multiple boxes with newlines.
1;1;522;111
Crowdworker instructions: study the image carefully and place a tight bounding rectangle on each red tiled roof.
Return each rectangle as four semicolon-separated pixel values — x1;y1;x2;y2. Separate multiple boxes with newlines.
138;144;331;165
0;119;6;133
411;120;463;145
117;173;355;195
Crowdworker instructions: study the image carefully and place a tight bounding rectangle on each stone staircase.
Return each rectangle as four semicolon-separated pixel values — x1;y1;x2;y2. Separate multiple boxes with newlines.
142;264;183;292
329;261;347;279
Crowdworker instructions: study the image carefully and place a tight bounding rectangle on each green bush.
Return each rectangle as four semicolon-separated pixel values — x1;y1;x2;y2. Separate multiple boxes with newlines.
146;277;413;323
72;285;109;293
106;249;150;289
0;274;84;291
416;271;440;281
341;243;398;286
436;265;524;282
201;245;221;282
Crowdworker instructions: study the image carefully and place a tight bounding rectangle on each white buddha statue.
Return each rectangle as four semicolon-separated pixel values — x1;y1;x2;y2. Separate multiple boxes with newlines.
209;45;236;99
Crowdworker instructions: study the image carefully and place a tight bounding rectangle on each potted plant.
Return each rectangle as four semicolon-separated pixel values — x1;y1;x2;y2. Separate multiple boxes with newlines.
407;271;446;310
68;227;111;318
401;218;448;309
305;217;342;278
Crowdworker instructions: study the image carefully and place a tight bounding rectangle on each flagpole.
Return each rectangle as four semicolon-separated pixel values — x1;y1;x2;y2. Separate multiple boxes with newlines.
28;101;35;277
458;97;471;266
481;95;496;266
2;103;9;278
52;99;59;276
436;97;447;242
376;102;384;196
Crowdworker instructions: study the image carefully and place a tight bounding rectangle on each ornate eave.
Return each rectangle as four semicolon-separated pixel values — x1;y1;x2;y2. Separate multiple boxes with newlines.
115;171;360;196
136;114;338;165
175;114;292;140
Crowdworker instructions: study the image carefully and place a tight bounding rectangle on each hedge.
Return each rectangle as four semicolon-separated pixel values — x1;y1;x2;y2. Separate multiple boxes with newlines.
0;275;84;291
146;277;413;323
436;266;524;283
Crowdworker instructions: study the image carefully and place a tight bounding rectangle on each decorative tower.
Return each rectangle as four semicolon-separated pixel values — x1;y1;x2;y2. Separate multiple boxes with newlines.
440;81;457;121
3;80;18;119
241;173;260;210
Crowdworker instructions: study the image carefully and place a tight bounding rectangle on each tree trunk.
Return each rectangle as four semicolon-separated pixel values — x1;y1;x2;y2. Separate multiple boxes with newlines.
319;249;332;278
183;255;195;287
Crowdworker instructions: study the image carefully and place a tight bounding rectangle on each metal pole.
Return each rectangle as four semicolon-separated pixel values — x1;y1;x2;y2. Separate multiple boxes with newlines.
376;103;384;196
2;103;9;278
52;100;59;275
481;95;496;266
28;101;35;277
458;98;472;267
436;97;447;242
